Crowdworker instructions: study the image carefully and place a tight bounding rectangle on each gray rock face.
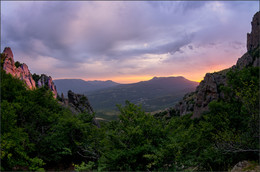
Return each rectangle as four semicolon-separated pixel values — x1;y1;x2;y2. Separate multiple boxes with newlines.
175;70;228;118
61;90;99;127
37;74;58;98
174;12;259;118
236;11;259;69
247;11;260;51
2;47;36;89
175;92;196;116
236;52;253;69
192;72;227;118
67;90;94;114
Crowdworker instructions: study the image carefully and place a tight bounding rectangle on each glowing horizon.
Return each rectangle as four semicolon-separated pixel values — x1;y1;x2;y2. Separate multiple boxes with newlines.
77;62;233;84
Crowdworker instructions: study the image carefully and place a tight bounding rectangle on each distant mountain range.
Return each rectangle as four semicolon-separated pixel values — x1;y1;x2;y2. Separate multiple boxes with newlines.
54;77;198;120
54;79;120;96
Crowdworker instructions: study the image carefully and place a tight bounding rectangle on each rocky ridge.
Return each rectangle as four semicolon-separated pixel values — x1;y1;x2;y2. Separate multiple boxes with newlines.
2;47;58;98
174;11;260;118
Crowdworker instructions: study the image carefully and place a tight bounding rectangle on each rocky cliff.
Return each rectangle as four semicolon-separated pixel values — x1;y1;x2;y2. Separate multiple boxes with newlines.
247;11;260;51
1;47;58;98
175;11;260;118
60;90;100;127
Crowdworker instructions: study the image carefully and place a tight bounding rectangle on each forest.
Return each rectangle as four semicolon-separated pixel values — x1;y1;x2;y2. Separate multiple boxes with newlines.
1;50;259;171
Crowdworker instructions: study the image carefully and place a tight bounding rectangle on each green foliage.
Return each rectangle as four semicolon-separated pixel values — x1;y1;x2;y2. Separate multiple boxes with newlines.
216;67;259;154
195;66;260;170
1;71;47;170
1;70;99;170
74;161;95;172
32;73;41;86
1;53;7;68
98;101;167;171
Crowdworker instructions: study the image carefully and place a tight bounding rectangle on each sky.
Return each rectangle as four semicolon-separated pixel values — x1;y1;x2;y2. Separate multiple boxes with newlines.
1;1;259;83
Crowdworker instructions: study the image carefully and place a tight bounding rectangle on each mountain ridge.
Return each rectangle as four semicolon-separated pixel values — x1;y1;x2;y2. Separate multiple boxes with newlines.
86;76;198;119
54;79;120;96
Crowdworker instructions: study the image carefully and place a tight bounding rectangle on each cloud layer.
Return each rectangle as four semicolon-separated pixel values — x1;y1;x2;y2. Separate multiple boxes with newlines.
1;1;258;83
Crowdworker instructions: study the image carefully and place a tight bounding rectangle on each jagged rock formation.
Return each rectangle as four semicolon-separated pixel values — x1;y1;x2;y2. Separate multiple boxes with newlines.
247;11;260;51
2;47;36;89
61;90;100;127
175;70;228;117
237;12;259;69
35;74;58;98
175;11;260;118
191;70;228;118
67;90;94;114
1;47;58;98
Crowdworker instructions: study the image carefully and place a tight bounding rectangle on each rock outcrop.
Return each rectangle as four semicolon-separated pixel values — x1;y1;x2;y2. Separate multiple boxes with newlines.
175;11;260;118
60;90;100;127
2;47;58;98
231;161;260;172
174;92;196;116
192;70;228;117
37;74;58;98
247;11;260;51
2;47;36;89
175;69;228;117
67;90;94;114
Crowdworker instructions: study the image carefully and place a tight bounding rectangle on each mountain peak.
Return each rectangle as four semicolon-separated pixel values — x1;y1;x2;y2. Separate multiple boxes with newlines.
3;47;13;59
151;76;185;81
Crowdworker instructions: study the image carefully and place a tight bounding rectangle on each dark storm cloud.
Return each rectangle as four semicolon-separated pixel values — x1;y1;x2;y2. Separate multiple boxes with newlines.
106;36;192;61
2;1;83;62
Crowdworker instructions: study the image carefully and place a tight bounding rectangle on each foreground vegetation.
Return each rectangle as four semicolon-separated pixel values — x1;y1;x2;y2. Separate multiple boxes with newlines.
1;62;259;171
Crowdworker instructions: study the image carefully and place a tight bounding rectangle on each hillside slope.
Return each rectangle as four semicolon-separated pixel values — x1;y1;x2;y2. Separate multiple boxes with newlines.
87;76;198;119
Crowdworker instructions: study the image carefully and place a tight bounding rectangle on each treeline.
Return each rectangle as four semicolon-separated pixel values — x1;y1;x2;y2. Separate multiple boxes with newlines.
1;57;259;170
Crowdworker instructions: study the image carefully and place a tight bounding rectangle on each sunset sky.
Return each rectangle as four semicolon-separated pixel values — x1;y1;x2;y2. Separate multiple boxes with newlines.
1;1;258;83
